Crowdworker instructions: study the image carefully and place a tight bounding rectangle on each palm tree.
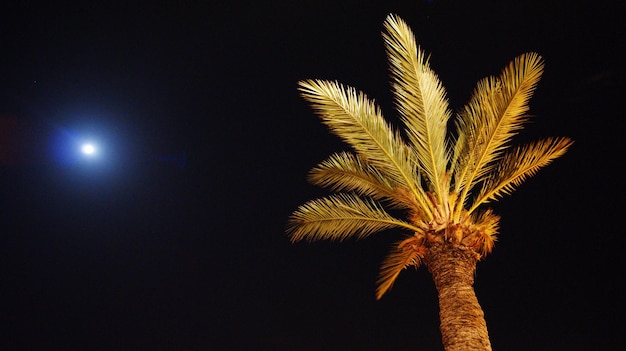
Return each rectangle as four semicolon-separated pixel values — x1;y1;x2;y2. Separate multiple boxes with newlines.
287;14;572;351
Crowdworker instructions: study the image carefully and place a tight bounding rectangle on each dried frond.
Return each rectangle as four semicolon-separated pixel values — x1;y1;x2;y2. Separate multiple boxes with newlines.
383;14;451;200
298;79;433;219
287;193;420;243
464;209;500;256
470;137;573;213
454;53;545;215
376;234;426;299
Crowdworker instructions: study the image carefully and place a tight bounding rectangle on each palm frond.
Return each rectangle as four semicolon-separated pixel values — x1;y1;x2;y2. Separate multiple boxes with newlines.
383;14;451;200
453;53;545;215
469;137;573;213
464;209;500;256
287;193;420;243
376;235;426;299
298;79;432;218
308;152;411;208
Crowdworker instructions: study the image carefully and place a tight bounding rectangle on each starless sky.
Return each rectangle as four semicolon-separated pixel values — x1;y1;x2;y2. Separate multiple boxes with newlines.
1;1;624;350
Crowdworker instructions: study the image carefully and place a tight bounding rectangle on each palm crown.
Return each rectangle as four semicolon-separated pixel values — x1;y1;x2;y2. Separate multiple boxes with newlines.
287;14;572;299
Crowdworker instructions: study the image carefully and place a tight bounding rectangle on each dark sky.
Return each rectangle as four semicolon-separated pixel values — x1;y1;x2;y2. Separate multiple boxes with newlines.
1;1;624;350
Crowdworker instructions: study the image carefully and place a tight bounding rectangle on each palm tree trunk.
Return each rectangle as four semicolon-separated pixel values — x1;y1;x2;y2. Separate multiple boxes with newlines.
424;242;492;351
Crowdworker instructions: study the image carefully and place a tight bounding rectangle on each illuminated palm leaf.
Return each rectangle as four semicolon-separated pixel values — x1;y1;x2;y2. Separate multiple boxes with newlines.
453;53;545;214
384;14;451;200
287;193;421;242
308;151;410;208
298;79;433;218
376;235;426;299
470;137;573;212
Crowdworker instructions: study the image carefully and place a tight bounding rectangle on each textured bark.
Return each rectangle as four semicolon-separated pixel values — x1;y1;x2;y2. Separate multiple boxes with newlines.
425;242;492;351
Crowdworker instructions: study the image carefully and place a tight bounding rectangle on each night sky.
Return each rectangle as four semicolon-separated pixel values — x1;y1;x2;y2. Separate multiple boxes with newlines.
1;1;624;350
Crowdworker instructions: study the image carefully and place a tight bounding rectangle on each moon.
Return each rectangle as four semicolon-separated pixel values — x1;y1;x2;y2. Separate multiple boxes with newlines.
81;143;96;155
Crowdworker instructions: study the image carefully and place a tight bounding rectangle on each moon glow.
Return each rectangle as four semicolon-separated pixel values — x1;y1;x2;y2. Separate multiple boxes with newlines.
81;143;96;155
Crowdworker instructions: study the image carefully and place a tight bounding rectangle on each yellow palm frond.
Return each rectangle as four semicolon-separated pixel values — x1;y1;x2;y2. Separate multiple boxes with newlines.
383;14;451;200
454;53;545;215
287;193;421;243
308;151;411;208
376;235;426;299
298;79;432;219
469;137;573;213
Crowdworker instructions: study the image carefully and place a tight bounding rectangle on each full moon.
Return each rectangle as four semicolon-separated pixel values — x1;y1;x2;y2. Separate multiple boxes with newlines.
81;143;96;155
